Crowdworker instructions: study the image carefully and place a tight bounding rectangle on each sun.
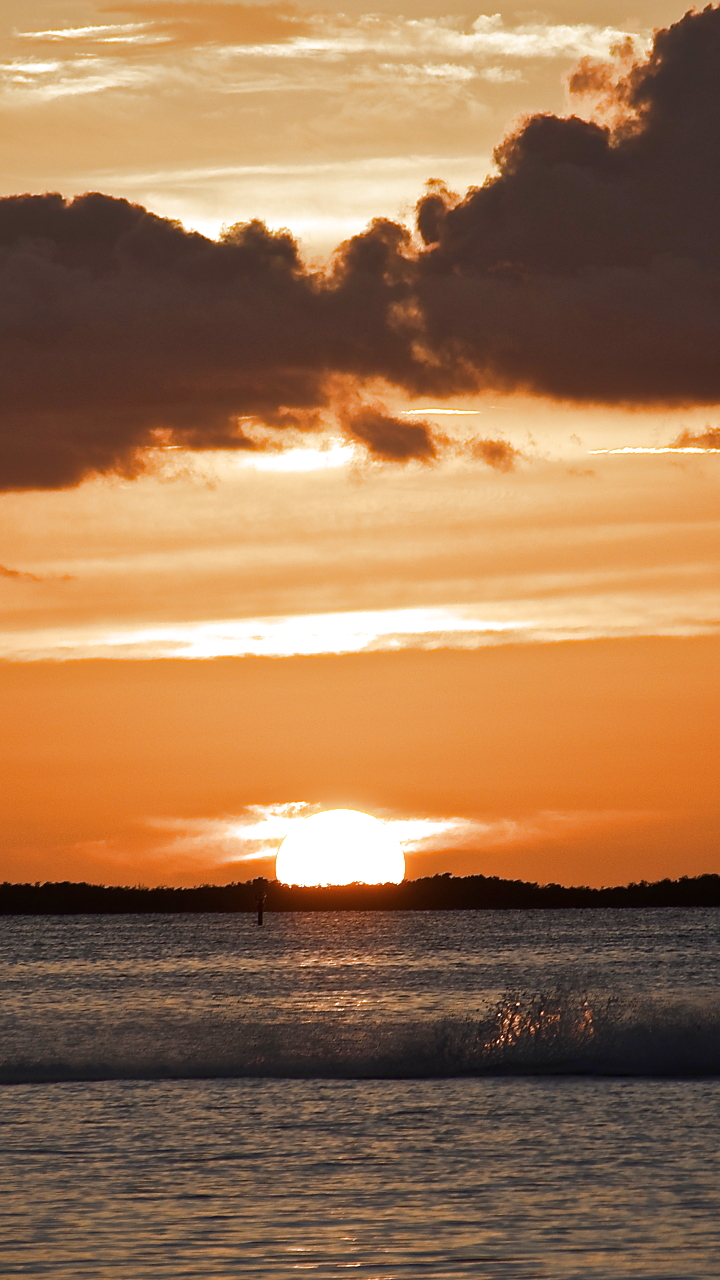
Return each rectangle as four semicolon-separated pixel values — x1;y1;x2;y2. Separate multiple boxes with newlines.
275;809;405;886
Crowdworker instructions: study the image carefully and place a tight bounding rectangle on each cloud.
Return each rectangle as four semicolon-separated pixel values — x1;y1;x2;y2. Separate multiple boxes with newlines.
28;8;635;62
468;438;519;471
103;3;313;48
408;6;720;405
0;564;41;581
0;200;444;489
16;23;153;45
107;805;667;880
0;562;74;581
7;9;638;102
18;5;312;50
5;581;719;662
671;426;720;449
344;408;436;462
590;424;720;454
142;803;470;868
3;8;720;490
0;201;339;489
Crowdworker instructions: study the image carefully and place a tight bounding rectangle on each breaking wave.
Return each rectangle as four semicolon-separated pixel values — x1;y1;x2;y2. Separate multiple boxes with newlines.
3;989;720;1084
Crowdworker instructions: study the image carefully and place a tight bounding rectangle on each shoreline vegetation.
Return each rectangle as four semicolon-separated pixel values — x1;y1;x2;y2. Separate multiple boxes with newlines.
1;874;720;914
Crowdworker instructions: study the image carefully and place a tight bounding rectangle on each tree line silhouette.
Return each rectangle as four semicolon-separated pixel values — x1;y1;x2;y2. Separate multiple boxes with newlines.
2;873;720;914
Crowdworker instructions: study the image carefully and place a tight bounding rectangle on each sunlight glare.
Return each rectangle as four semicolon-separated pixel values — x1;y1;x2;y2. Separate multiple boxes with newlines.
275;809;405;886
239;443;355;472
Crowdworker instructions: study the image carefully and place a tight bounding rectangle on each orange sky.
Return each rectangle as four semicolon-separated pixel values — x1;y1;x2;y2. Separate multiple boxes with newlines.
1;0;719;888
1;639;718;887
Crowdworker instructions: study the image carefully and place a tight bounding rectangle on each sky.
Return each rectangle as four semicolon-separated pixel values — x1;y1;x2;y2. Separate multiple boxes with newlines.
1;0;719;888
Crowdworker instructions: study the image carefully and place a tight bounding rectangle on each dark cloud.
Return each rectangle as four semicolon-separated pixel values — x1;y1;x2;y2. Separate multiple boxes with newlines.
344;409;436;462
0;200;358;489
3;7;720;491
0;198;432;489
409;6;720;405
414;179;460;249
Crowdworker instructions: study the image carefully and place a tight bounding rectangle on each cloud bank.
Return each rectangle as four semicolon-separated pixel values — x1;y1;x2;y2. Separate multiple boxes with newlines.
2;6;720;490
411;5;720;406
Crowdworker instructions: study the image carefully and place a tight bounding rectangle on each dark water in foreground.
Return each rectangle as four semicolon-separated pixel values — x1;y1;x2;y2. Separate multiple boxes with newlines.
1;910;719;1276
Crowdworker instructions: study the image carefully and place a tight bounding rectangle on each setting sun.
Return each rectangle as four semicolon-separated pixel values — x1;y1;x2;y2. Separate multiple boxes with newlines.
275;809;405;886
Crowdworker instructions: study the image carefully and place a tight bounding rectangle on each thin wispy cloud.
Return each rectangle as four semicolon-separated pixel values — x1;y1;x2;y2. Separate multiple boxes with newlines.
0;564;41;582
145;804;470;864
0;563;74;582
16;11;639;59
18;24;155;44
2;581;718;662
591;428;720;455
132;804;662;874
590;447;720;455
4;10;642;102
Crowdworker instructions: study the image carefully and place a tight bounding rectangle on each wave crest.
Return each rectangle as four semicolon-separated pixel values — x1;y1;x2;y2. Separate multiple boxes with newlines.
3;989;719;1084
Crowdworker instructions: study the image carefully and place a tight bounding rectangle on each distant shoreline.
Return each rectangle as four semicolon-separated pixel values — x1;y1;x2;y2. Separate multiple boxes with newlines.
2;873;719;913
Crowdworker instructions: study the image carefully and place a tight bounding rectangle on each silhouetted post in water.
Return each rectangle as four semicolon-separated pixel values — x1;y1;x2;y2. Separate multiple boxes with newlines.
254;877;267;926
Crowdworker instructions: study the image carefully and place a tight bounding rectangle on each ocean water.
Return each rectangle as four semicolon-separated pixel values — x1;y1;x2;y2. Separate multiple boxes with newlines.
1;909;719;1277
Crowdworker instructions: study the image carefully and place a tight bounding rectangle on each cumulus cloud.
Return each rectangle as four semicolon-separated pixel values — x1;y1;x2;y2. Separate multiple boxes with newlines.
409;6;720;405
3;7;720;490
0;197;448;488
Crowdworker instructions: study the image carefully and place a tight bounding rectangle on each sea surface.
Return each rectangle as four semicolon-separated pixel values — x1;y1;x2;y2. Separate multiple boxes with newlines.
1;909;719;1278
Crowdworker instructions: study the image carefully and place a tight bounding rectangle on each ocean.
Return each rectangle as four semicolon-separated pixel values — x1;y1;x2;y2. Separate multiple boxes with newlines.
1;909;719;1277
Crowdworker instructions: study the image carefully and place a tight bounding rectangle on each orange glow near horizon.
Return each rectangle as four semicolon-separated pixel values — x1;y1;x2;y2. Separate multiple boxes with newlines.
0;639;718;889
